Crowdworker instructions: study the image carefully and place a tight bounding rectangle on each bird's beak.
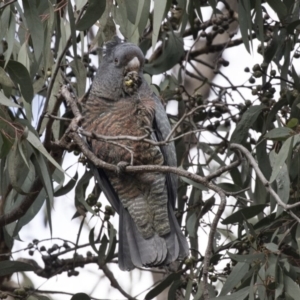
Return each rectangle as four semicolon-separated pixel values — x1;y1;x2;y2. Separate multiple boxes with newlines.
126;57;140;72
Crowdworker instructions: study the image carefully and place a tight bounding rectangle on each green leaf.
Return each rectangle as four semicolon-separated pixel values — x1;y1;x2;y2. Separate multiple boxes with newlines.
274;161;289;217
152;0;167;51
7;139;29;195
285;276;300;298
5;60;34;104
44;0;55;75
22;0;44;62
70;293;91;300
145;272;181;300
287;20;300;34
185;279;193;300
138;0;150;35
27;130;64;174
98;234;108;262
54;172;78;197
89;227;98;254
38;71;62;135
32;149;53;234
287;118;299;128
125;0;139;24
275;266;284;298
222;204;268;225
0;261;36;276
68;1;78;65
264;127;294;141
70;60;87;98
254;0;264;53
199;196;215;218
264;243;278;252
4;10;15;67
0;66;14;88
0;6;10;42
0;91;20;108
145;32;184;75
219;262;249;296
270;136;293;183
76;0;106;31
199;142;225;166
74;170;95;215
263;24;280;66
211;287;250;300
186;212;197;238
227;252;265;264
237;0;252;53
105;223;117;262
265;98;287;130
18;43;31;74
14;186;47;236
266;0;287;20
230;105;264;144
0;132;14;158
180;176;207;191
168;279;183;300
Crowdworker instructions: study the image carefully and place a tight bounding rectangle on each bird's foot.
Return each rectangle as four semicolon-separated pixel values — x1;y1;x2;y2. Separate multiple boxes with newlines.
116;161;130;176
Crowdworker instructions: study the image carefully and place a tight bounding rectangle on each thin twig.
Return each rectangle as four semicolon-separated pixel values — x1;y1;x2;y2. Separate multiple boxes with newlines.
0;0;16;10
230;143;300;220
203;189;227;300
101;264;136;300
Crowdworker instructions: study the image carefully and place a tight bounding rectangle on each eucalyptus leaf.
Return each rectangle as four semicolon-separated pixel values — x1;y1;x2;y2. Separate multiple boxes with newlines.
222;204;268;225
264;127;294;141
0;261;36;276
145;272;181;300
0;91;20;108
5;60;33;104
231;105;264;144
219;262;249;296
145;32;184;75
76;0;106;31
22;0;44;62
152;0;167;51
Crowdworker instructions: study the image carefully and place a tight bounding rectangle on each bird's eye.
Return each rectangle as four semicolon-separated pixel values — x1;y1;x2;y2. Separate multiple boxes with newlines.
114;58;118;64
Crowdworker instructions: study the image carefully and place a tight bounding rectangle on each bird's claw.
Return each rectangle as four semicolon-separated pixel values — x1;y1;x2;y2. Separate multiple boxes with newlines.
116;161;130;175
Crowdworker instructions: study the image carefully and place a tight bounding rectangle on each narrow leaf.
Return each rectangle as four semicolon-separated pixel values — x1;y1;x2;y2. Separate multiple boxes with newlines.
54;172;78;197
0;261;35;275
27;130;64;174
230;105;264;144
219;262;249;296
6;60;34;104
270;136;293;182
264;127;294;141
222;204;268;225
0;91;20;108
22;0;44;62
145;272;181;300
152;0;167;51
76;0;106;31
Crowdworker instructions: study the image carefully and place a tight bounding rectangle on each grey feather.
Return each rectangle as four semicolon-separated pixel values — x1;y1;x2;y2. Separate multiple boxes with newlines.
84;37;189;270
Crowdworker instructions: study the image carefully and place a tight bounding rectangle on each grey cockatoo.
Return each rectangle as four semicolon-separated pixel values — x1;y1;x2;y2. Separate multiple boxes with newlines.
82;36;189;270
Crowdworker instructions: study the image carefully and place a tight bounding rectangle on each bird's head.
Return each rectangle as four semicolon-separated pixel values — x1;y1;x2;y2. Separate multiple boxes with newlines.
91;36;146;99
104;36;145;73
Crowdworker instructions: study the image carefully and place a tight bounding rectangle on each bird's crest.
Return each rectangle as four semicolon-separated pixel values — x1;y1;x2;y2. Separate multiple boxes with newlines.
103;36;124;57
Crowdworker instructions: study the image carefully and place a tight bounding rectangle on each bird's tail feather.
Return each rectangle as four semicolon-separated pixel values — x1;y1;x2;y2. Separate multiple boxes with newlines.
118;203;189;270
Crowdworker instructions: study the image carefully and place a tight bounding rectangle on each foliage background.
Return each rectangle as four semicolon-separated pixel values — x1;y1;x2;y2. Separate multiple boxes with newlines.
0;0;300;299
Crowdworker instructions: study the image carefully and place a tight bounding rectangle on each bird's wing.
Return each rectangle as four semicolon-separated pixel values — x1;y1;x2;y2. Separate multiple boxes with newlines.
152;93;178;208
152;94;189;258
